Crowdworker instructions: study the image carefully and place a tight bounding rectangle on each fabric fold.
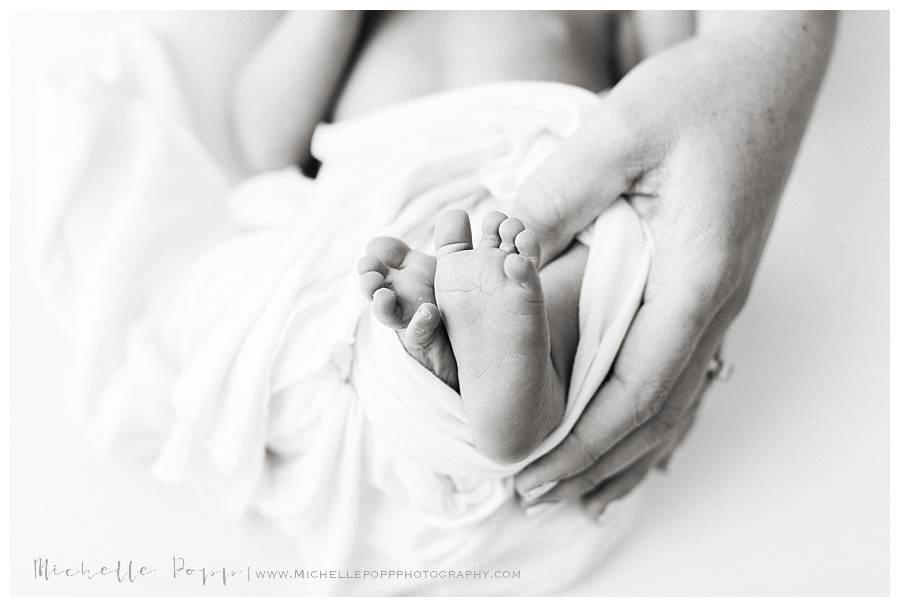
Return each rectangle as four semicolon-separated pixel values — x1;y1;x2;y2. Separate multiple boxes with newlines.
31;26;653;593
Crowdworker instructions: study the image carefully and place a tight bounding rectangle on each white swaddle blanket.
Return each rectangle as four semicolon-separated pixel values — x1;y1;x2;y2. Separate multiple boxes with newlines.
31;28;653;595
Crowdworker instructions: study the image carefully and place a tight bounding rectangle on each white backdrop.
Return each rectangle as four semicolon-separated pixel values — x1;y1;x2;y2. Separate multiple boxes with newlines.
10;11;889;595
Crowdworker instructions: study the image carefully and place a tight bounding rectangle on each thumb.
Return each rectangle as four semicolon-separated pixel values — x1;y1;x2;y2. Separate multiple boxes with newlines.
513;105;643;262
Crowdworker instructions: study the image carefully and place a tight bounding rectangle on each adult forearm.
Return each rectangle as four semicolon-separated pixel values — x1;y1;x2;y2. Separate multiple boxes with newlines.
694;11;837;172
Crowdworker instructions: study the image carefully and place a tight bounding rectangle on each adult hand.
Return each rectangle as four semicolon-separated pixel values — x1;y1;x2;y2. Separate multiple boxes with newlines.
513;12;836;516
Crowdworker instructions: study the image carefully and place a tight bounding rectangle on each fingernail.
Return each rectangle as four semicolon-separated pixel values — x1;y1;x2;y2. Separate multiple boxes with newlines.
524;502;555;518
518;481;556;502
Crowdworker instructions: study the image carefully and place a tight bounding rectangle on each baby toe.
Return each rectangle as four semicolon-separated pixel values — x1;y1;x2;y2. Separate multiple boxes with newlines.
357;254;388;276
503;253;542;295
366;236;410;269
435;209;474;257
404;303;442;349
359;271;386;299
478;210;507;249
498;217;526;253
513;229;542;269
372;287;405;329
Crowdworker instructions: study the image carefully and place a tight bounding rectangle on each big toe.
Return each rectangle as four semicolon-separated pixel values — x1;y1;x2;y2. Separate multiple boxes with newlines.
366;236;410;269
434;209;473;257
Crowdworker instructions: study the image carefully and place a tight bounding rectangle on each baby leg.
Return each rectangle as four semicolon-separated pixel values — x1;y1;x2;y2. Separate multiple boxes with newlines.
541;240;589;391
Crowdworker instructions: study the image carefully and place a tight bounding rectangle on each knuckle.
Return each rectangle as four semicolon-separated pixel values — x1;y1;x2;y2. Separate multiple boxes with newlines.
569;474;600;498
648;426;671;450
624;463;652;491
631;376;671;429
681;293;714;335
585;464;609;489
680;239;738;288
664;277;719;332
682;266;728;310
584;451;619;485
727;282;753;318
649;407;680;442
709;265;744;306
689;241;758;309
675;265;750;333
584;493;609;519
566;424;603;471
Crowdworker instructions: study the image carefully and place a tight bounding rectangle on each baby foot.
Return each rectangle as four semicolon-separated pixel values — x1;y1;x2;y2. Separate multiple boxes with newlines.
434;210;565;464
357;236;458;390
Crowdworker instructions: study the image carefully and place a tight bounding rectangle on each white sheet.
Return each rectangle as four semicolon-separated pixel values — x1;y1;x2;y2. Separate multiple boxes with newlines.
30;27;653;595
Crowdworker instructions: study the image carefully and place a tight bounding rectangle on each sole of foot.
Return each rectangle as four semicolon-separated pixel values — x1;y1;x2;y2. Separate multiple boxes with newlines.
357;235;459;390
433;209;563;464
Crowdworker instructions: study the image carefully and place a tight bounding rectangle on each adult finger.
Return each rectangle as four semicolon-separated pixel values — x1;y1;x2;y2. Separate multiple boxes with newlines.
523;321;725;505
581;399;701;519
655;401;700;472
582;449;661;520
513;104;646;261
516;286;714;497
654;346;725;472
